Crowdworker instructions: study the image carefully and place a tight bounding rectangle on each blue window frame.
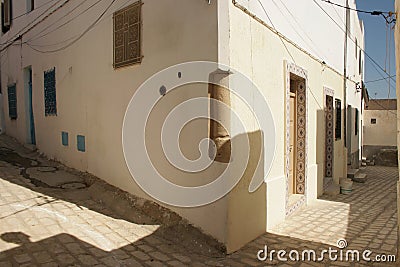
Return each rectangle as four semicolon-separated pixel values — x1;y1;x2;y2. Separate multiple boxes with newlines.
44;67;57;116
7;84;17;119
61;131;68;146
77;135;85;152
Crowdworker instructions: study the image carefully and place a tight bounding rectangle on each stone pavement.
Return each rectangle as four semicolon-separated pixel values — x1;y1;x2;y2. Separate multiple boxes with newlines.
0;135;398;266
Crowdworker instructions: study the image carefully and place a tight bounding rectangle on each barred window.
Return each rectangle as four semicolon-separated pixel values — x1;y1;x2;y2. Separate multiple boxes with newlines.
7;84;17;119
355;108;359;135
335;99;341;140
113;1;141;68
44;67;57;116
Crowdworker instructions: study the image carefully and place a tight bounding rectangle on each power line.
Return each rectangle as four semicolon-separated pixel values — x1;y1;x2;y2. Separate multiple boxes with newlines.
0;0;71;52
256;0;323;110
26;0;117;53
27;0;132;48
321;0;391;15
364;75;396;84
256;0;295;63
312;0;396;85
11;0;60;21
365;59;396;91
0;0;66;47
274;0;328;60
25;0;93;43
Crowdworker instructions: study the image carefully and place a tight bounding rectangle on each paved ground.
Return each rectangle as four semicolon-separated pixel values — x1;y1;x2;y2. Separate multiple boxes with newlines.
0;135;397;266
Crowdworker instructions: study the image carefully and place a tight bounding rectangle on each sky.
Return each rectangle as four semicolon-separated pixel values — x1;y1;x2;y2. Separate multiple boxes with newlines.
356;0;396;99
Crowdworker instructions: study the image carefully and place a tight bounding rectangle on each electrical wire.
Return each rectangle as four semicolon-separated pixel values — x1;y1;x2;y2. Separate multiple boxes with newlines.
312;0;396;85
366;59;396;91
274;0;327;61
11;0;60;21
364;75;396;84
0;0;71;51
256;0;323;110
27;0;132;48
26;0;117;53
0;0;67;47
321;0;391;15
256;0;295;63
24;0;93;43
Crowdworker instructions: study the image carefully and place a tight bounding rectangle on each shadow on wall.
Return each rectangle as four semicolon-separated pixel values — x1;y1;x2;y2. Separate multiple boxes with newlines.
316;105;347;190
0;128;266;255
0;137;398;265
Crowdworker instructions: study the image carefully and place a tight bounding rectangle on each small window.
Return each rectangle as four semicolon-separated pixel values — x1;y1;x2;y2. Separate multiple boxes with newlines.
2;0;12;33
335;99;341;140
7;84;17;119
355;108;359;135
371;118;376;124
113;2;141;68
61;131;68;146
44;67;57;116
26;0;34;13
77;135;86;152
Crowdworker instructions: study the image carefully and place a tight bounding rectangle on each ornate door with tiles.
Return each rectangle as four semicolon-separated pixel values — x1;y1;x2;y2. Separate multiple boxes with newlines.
325;95;334;178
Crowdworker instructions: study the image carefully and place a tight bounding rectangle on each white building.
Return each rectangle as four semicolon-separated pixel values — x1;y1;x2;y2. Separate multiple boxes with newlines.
0;0;364;252
363;99;397;160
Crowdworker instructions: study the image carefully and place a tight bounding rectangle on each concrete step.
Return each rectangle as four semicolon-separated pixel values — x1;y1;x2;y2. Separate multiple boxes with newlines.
347;168;359;179
352;173;367;183
325;183;340;196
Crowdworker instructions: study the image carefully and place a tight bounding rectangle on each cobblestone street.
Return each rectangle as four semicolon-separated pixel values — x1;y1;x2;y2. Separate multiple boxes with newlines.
0;136;398;266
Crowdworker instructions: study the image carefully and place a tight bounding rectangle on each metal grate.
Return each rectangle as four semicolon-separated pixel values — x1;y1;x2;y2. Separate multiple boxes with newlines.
113;1;141;68
44;67;57;116
7;84;17;119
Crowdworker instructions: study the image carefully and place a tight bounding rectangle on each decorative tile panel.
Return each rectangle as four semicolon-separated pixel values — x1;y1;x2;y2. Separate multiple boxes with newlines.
295;81;306;194
325;94;334;178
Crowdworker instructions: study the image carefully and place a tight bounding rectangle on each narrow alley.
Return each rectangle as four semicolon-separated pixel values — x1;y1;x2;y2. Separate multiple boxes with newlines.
0;135;397;266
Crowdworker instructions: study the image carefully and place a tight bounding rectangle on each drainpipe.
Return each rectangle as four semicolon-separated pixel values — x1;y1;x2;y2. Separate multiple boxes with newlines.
343;0;349;169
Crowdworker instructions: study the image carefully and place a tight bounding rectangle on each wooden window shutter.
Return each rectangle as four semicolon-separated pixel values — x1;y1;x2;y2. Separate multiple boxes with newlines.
113;1;141;68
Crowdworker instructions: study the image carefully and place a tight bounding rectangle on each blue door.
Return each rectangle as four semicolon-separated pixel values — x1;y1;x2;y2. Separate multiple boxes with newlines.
28;69;36;145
